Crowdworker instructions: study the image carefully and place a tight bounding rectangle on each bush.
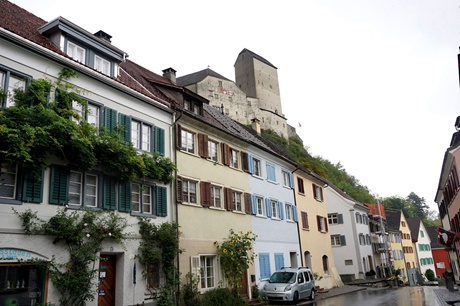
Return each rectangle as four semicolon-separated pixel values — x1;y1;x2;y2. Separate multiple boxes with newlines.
201;288;245;306
181;273;201;306
425;269;436;281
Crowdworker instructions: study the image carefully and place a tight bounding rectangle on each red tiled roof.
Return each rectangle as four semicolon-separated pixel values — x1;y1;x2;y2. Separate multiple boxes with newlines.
364;203;386;219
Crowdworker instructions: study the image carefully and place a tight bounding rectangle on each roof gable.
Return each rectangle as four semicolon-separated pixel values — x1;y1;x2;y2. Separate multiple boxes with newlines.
176;68;232;87
235;48;277;69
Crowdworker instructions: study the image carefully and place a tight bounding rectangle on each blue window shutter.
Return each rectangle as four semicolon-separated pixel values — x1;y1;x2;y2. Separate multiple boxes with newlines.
251;194;257;215
248;154;254;174
118;181;131;212
275;254;284;270
288;173;294;188
22;168;43;203
49;165;69;205
266;163;271;180
259;254;271;279
155;186;167;217
103;176;117;210
265;198;272;217
278;202;284;220
293;205;298;222
154;126;165;155
118;113;131;143
104;107;117;132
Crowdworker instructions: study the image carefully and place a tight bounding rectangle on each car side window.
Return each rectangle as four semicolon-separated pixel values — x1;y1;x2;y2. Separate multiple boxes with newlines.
304;272;310;281
297;272;305;283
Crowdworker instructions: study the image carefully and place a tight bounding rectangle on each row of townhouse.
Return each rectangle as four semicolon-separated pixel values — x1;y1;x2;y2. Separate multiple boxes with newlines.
436;114;460;283
0;1;446;306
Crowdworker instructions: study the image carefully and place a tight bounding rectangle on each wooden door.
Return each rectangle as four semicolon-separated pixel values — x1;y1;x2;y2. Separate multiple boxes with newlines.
239;269;249;298
98;255;116;306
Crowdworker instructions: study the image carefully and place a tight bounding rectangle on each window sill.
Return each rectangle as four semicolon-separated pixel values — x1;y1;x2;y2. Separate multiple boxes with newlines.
181;202;201;208
208;206;225;211
131;212;157;218
0;199;22;205
267;179;278;185
255;214;267;219
232;210;246;215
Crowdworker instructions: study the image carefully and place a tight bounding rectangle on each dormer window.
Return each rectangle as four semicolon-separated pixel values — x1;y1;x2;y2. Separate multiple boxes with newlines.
67;41;86;63
95;55;110;75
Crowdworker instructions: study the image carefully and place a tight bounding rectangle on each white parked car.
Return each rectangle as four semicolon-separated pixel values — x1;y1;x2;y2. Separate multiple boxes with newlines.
262;267;316;303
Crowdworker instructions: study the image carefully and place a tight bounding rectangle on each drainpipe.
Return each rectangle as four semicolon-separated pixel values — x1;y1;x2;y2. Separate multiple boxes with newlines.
292;166;303;268
173;110;183;305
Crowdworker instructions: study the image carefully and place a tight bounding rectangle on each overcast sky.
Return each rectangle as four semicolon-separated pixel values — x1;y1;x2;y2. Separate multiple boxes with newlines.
10;0;460;212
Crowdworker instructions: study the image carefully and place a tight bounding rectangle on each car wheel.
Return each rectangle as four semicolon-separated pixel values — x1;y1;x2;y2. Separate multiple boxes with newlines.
292;291;299;303
310;289;316;300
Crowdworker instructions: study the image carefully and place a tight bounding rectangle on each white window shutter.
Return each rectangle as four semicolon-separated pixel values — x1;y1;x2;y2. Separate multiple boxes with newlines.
191;256;201;290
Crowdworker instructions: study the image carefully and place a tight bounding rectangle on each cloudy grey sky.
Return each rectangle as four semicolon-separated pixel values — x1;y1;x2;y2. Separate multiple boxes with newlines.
10;0;460;212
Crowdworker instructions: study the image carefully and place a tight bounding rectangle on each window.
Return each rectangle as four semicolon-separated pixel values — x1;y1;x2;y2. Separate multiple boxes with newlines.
266;162;276;182
232;191;243;212
208;140;218;162
317;216;328;233
420;230;424;238
72;100;100;128
401;221;406;227
331;235;346;246
95;55;110;75
285;203;293;221
0;164;16;199
191;255;216;291
328;213;343;225
67;41;86;63
312;184;323;201
359;234;365;245
0;264;47;304
270;199;278;218
322;255;329;274
146;264;160;290
345;260;353;265
366;234;371;245
68;170;98;207
132;120;151;151
181;130;195;153
210;185;222;208
297;177;305;194
282;171;293;188
183;100;202;115
131;183;152;213
230;149;239;168
0;68;27;108
252;157;262;177
256;196;265;216
301;212;309;230
182;179;197;204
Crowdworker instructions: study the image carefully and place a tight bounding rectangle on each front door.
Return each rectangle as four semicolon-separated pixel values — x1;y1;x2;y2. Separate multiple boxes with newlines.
98;255;116;306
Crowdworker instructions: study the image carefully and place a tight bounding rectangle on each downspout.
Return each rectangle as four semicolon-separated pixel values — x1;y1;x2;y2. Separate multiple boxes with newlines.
173;110;183;305
292;166;304;268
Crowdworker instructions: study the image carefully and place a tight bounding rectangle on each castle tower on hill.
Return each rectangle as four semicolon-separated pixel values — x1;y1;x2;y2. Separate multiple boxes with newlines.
176;48;293;139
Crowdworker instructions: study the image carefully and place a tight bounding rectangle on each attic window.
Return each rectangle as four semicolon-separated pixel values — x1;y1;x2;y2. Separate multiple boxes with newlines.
67;41;86;63
95;55;110;75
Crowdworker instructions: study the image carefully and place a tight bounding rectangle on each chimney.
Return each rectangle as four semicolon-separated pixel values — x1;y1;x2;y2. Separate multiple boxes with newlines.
162;67;177;84
94;30;112;43
251;118;261;135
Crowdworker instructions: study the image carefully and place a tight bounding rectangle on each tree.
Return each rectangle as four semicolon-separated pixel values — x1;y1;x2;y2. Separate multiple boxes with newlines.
215;229;257;292
407;192;430;220
383;196;414;218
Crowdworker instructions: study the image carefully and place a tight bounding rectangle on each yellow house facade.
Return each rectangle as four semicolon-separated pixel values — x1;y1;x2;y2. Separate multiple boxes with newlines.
293;169;343;289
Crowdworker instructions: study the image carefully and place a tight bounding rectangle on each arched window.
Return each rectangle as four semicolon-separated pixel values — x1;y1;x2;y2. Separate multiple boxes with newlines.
322;255;329;275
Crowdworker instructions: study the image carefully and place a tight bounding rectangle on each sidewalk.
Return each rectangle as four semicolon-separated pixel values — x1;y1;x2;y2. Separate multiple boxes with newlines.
433;286;460;306
316;285;367;300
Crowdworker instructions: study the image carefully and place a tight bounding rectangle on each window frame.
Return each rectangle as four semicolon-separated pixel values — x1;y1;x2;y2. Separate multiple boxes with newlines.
252;157;262;177
210;184;223;209
131;182;154;214
230;148;239;169
312;184;323;201
182;178;198;204
297;177;305;194
0;65;30;108
66;40;86;63
94;54;111;76
68;170;100;208
131;119;152;152
181;129;196;154
207;139;219;162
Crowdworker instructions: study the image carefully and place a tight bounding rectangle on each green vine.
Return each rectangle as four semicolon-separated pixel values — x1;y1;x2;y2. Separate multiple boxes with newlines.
138;218;181;306
0;68;176;182
215;229;257;292
14;208;128;306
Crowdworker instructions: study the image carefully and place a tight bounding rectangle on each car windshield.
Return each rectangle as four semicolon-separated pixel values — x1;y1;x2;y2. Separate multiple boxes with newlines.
269;272;296;284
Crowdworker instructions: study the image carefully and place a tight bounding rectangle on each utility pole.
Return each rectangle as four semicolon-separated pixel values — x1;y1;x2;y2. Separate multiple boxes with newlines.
377;197;391;277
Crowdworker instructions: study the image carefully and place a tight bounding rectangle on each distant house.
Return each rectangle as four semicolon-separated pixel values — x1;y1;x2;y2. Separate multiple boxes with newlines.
325;184;374;282
407;218;435;282
294;169;343;289
427;226;452;279
365;203;391;278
